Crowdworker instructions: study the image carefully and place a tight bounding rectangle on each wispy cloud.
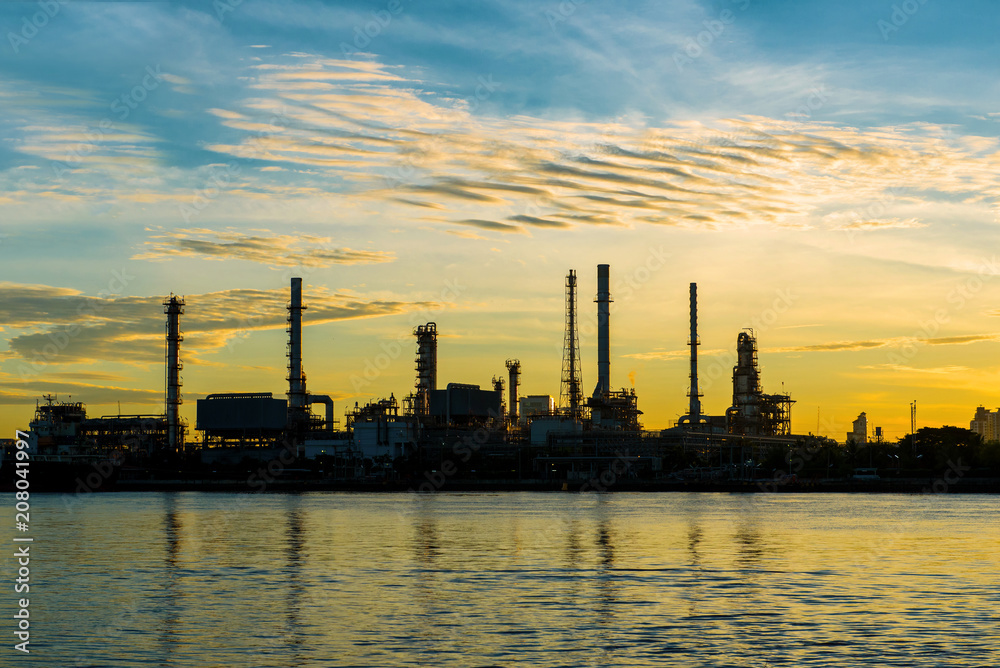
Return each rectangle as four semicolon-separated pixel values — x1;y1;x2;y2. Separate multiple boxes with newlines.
858;364;971;375
134;228;395;266
624;348;729;361
824;214;927;231
0;283;442;367
767;333;1000;353
184;53;1000;238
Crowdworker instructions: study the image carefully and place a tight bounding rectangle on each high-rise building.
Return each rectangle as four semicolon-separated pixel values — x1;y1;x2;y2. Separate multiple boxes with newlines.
847;412;867;444
970;405;1000;441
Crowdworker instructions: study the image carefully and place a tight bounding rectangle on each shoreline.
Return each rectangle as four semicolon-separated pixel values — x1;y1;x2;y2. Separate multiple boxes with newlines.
77;478;1000;493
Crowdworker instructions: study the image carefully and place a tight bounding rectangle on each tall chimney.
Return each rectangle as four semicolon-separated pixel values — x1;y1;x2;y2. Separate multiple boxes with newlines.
593;263;611;398
164;295;184;451
688;282;702;424
287;277;307;417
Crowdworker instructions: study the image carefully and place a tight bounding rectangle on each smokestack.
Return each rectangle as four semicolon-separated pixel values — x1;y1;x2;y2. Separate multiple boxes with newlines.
593;263;611;398
288;277;307;415
688;282;702;424
164;295;184;451
506;359;520;423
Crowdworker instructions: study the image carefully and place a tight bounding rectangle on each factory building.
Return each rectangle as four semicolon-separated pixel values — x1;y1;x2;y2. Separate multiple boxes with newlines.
196;393;287;447
347;395;415;461
519;395;555;425
726;330;794;437
21;262;816;484
428;383;503;425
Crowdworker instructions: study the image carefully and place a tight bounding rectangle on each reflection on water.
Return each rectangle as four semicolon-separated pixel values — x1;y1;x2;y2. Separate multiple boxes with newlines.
160;493;181;663
283;496;305;666
12;492;1000;667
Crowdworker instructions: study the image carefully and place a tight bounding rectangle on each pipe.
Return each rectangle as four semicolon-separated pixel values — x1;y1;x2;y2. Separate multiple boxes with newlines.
164;295;184;451
308;395;334;430
288;277;307;411
593;264;611;398
688;282;701;423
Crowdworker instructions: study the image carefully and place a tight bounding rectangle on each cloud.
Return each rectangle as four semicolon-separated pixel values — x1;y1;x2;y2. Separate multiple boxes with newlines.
508;215;571;229
824;213;927;231
767;333;1000;354
182;53;1000;238
624;348;729;361
133;228;395;266
0;377;163;406
771;340;892;353
858;364;971;375
926;334;1000;346
455;219;522;233
4;50;1000;243
0;282;443;368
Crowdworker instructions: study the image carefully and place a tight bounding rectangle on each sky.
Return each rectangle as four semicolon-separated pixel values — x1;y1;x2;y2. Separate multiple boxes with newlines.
1;0;1000;440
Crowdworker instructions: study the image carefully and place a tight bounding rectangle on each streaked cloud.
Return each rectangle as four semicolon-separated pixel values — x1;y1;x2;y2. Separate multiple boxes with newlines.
767;333;1000;353
181;53;1000;238
858;364;971;375
0;283;443;368
134;228;395;266
824;214;927;231
624;348;730;361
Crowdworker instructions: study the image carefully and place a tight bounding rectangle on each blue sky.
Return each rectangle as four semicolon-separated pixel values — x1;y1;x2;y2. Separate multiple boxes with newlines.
2;0;1000;438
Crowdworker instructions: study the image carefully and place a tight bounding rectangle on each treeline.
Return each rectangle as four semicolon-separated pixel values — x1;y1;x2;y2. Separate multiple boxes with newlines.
758;426;1000;479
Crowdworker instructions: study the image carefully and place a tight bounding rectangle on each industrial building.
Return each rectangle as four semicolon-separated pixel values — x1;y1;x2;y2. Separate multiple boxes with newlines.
726;330;794;437
22;263;813;484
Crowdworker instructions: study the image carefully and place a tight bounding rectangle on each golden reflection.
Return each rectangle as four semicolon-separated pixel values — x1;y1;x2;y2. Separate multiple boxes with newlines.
160;493;181;661
594;520;618;626
283;495;306;665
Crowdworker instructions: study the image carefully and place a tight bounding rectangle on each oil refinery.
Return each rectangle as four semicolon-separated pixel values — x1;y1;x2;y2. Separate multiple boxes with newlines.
18;264;810;488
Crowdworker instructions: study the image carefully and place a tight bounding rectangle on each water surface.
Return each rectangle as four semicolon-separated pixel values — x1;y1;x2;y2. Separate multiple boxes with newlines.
4;492;998;667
